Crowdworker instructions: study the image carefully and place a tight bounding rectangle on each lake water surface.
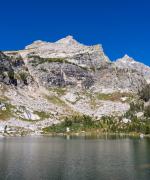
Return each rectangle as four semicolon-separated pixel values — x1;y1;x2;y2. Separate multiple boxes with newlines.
0;136;150;180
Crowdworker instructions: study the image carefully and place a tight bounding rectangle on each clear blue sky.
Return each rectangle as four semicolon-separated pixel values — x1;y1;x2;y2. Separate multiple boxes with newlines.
0;0;150;65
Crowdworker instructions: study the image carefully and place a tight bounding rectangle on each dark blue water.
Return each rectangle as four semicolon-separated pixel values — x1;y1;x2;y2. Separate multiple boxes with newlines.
0;136;150;180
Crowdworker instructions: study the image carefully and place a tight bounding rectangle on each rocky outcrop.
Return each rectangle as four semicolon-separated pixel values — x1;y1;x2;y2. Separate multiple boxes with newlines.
2;51;34;87
93;63;146;93
0;51;16;85
115;55;150;84
25;56;94;88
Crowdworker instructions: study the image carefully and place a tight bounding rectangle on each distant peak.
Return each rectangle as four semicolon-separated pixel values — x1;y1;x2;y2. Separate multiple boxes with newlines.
119;54;135;63
25;40;48;49
123;54;130;59
55;35;80;45
65;35;74;40
32;40;47;45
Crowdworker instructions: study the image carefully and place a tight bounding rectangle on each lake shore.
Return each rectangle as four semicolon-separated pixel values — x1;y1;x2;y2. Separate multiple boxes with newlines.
42;131;150;138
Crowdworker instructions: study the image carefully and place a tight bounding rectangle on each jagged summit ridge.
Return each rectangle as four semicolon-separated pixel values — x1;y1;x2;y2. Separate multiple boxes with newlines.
55;35;80;45
25;35;103;53
22;35;110;68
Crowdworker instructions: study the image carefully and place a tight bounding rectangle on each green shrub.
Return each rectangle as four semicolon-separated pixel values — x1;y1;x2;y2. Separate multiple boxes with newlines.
82;115;94;127
45;95;66;106
64;117;73;126
130;101;144;112
49;87;67;96
19;72;28;81
144;105;150;118
96;92;132;102
0;102;15;120
34;111;51;119
29;56;67;66
139;84;150;102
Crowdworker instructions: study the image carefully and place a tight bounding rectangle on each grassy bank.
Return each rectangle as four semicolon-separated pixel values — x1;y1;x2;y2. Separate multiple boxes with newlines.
42;114;150;136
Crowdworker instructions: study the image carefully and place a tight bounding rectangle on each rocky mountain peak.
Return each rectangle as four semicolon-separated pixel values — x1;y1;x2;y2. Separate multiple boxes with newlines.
123;54;130;59
20;36;110;68
25;40;48;50
115;55;150;83
25;35;81;50
118;54;135;63
55;35;79;45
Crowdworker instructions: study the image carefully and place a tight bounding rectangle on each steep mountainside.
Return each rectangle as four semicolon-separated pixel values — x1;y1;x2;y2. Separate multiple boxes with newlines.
0;36;149;135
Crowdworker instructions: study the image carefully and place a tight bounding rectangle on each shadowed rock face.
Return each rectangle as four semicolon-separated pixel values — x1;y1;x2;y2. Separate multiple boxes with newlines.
25;55;94;88
0;51;12;71
0;51;33;86
0;51;15;85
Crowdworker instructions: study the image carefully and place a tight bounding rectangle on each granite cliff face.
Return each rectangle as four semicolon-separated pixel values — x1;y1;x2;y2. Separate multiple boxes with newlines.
0;36;149;135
